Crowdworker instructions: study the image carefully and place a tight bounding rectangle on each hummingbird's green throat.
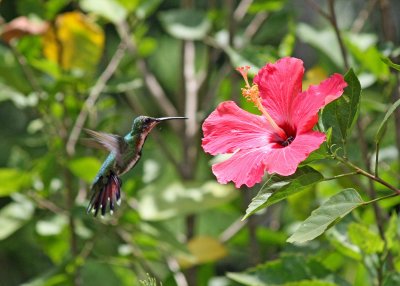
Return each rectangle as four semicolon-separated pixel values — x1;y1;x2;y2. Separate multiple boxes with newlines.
86;116;187;217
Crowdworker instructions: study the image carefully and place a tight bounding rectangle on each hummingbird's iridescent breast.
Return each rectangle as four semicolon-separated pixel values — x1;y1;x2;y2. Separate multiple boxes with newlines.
117;132;148;175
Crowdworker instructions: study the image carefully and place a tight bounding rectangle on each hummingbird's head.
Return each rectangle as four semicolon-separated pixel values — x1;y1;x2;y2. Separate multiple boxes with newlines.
131;116;187;134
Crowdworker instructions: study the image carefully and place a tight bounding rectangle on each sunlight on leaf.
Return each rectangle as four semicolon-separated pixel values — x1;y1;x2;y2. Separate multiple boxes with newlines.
68;156;101;183
296;24;344;68
348;223;384;254
159;9;211;40
0;168;29;197
43;12;104;74
385;213;399;251
346;34;389;80
137;181;238;220
178;236;227;268
80;0;128;23
302;66;328;90
36;214;68;236
0;194;34;240
287;189;363;243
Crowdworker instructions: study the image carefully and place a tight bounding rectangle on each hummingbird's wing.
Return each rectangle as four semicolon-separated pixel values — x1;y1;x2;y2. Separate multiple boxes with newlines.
84;129;128;165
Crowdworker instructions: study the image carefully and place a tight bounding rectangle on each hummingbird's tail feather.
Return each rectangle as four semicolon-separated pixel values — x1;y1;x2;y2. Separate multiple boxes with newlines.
87;172;122;217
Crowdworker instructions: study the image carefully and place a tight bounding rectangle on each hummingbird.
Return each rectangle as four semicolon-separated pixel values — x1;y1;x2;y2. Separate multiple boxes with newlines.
85;115;187;217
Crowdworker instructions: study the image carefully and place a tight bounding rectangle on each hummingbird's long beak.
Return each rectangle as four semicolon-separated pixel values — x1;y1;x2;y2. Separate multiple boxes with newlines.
156;117;188;122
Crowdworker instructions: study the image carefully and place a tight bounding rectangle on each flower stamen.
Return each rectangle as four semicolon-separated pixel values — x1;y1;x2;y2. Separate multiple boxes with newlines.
236;66;287;140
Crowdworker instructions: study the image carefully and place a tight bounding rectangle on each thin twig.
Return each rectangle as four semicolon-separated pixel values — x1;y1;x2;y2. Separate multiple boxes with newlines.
116;21;179;122
305;0;331;21
323;171;359;181
233;0;253;21
243;12;268;40
327;0;349;70
117;229;161;280
336;156;400;195
166;257;189;286
219;218;247;243
10;44;44;94
351;0;379;33
28;192;67;215
182;40;199;179
66;41;127;155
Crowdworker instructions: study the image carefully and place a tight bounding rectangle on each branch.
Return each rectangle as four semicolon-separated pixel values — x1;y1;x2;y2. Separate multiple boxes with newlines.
305;0;331;21
351;0;378;33
166;257;189;286
234;0;253;21
66;41;127;155
116;21;179;121
182;40;200;178
244;12;268;40
336;156;400;195
219;218;247;243
327;0;349;70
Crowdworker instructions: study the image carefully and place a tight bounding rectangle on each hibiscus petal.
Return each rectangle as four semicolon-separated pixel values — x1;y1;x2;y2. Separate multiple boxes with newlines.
264;131;326;176
253;57;304;125
212;147;271;188
292;73;347;133
202;101;272;155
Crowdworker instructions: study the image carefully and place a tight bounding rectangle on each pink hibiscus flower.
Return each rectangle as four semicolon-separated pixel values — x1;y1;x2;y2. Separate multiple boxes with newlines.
202;57;347;188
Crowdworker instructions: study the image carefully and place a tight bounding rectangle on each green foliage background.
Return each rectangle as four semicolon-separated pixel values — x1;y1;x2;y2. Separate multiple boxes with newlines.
0;0;399;285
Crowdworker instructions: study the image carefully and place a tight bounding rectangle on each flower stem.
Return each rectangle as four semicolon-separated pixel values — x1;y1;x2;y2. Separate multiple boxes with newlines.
323;171;359;181
375;142;380;177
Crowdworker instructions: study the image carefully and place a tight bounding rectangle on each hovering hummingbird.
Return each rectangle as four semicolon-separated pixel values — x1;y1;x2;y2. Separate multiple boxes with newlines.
85;116;187;216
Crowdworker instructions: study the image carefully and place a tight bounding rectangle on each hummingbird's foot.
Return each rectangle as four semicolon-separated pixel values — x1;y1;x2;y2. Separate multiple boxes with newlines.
87;172;122;217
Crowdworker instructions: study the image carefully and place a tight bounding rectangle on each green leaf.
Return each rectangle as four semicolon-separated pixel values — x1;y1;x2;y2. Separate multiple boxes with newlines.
383;272;400;286
80;0;128;23
296;24;344;68
0;82;39;108
227;254;346;286
248;0;286;13
135;0;162;19
327;227;362;261
82;260;122;286
384;213;398;251
287;189;364;243
43;12;104;75
36;215;68;236
68;157;101;183
243;166;323;220
375;98;400;143
381;57;400;71
278;25;295;58
322;69;361;145
0;194;35;240
159;9;211;40
137;181;238;220
0;168;29;197
348;223;384;254
346;34;389;80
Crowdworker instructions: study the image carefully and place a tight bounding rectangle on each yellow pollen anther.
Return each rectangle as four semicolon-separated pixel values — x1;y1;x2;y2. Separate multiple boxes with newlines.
236;66;287;140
